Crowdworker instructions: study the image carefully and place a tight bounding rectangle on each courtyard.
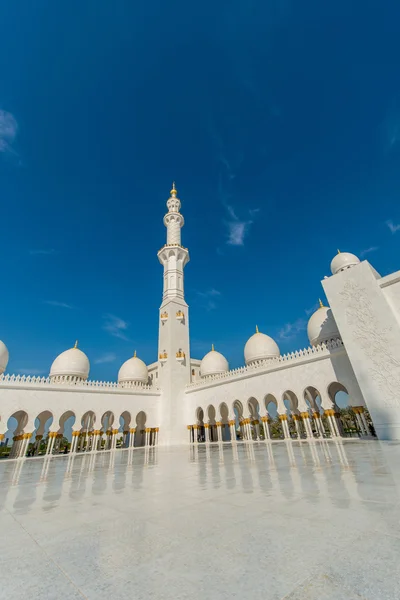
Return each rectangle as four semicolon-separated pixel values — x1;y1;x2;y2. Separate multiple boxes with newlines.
1;440;399;599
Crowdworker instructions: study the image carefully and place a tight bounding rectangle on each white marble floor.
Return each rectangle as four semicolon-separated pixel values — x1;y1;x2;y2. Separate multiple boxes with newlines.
1;440;400;600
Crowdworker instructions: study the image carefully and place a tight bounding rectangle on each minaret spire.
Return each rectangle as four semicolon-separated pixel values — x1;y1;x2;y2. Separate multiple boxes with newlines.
158;182;190;301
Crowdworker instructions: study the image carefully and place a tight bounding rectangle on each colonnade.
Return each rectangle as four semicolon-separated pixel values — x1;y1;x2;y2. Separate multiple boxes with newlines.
189;406;371;443
2;426;160;460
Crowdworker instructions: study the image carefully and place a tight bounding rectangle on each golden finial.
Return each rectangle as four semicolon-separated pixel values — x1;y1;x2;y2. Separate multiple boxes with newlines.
255;325;259;333
170;181;177;197
319;299;324;308
337;249;341;254
211;343;215;351
134;350;137;358
74;340;78;349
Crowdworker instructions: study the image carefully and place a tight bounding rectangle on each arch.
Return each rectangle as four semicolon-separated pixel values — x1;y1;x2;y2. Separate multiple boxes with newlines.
263;395;282;439
31;410;54;456
5;410;29;458
327;381;349;407
134;411;147;447
247;397;261;440
206;405;217;442
282;390;299;413
327;382;358;436
218;402;231;442
233;400;245;440
196;407;205;443
120;411;132;448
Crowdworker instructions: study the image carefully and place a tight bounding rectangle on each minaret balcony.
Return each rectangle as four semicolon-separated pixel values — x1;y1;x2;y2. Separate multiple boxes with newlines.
160;312;168;322
159;352;168;363
176;310;184;321
176;351;185;362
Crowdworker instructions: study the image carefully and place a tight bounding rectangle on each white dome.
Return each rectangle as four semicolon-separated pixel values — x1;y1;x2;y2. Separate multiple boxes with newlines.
118;353;148;384
50;343;90;380
244;328;280;365
330;251;360;275
307;303;340;346
0;340;9;374
200;346;229;377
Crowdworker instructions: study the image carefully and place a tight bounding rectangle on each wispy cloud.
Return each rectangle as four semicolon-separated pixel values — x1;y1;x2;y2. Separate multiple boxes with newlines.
30;249;55;256
224;203;256;246
0;109;18;154
386;220;400;234
197;288;221;311
304;303;319;316
94;352;117;365
44;300;74;309
277;318;307;341
103;314;130;340
360;246;379;257
16;368;45;376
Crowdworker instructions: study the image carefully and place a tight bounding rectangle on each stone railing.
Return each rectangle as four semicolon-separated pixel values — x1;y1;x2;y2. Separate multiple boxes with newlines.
186;339;344;390
0;374;159;393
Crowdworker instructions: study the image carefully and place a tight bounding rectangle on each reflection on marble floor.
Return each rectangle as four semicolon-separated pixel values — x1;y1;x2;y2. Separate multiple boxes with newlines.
1;440;400;600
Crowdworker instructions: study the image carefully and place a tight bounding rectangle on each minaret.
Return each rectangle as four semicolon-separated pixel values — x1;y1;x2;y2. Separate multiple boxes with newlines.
157;183;191;445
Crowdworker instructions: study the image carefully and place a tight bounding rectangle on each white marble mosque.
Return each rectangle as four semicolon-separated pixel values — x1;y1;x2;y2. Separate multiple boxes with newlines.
2;182;400;458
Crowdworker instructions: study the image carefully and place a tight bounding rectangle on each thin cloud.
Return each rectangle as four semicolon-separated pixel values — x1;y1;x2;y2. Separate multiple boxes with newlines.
16;368;45;376
197;289;221;311
94;352;117;365
360;246;379;257
44;300;74;309
0;109;18;154
386;220;400;234
304;303;319;316
277;318;307;341
30;249;56;256
103;314;130;340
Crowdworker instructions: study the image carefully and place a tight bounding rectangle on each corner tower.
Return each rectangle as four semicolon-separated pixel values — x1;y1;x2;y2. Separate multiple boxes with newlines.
157;183;191;444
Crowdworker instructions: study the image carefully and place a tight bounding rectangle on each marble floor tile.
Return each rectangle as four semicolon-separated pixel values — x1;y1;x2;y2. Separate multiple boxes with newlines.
0;440;399;600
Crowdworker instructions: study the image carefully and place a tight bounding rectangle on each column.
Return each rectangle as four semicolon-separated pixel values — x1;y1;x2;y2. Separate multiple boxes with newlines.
279;414;290;439
154;427;159;446
324;410;338;437
18;433;32;458
204;423;210;443
359;409;371;435
229;420;236;442
301;413;314;438
112;429;119;450
216;422;222;442
130;428;136;448
261;416;271;440
187;425;192;443
70;431;79;453
193;425;198;444
253;420;261;440
292;415;301;439
313;413;325;437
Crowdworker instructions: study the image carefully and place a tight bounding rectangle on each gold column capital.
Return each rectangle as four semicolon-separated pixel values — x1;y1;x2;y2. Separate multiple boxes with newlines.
278;414;288;421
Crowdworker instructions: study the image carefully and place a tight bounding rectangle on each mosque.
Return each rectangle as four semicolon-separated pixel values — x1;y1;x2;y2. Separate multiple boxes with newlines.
1;183;400;458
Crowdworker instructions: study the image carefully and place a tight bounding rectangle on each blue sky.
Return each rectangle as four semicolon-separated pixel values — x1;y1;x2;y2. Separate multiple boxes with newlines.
1;0;400;380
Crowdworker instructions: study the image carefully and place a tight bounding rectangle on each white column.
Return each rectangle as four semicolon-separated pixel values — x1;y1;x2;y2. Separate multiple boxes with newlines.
360;411;370;435
262;418;271;440
229;422;236;442
217;424;222;442
355;412;365;435
293;417;301;439
188;426;192;443
279;416;290;439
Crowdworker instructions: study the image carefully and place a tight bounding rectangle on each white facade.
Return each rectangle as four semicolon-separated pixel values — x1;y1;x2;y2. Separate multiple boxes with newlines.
1;187;400;458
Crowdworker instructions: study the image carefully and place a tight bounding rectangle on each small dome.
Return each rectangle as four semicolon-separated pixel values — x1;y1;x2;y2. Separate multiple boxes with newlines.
0;340;9;374
118;352;148;384
330;251;360;275
244;327;280;365
200;345;229;377
307;302;340;346
50;342;90;380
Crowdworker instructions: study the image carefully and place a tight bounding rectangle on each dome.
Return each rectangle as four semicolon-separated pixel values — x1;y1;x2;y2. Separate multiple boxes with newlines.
118;352;148;385
307;302;340;346
244;327;280;365
330;251;360;275
200;345;229;377
0;340;9;374
50;342;90;381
